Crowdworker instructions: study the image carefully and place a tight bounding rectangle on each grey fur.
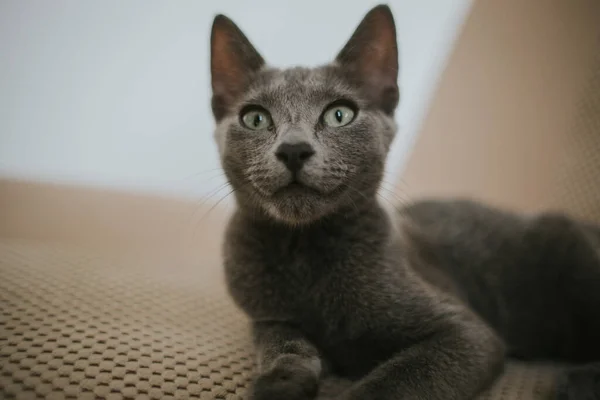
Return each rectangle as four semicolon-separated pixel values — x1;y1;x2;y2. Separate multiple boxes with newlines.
210;5;600;400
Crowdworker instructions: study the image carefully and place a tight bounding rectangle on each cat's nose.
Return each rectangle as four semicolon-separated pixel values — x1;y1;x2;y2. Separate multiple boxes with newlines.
275;142;315;172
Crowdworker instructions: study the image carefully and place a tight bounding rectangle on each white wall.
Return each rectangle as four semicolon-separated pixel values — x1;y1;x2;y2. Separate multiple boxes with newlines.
0;0;472;199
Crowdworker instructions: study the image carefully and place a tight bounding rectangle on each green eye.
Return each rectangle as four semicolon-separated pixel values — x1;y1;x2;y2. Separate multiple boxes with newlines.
323;105;356;127
241;109;272;130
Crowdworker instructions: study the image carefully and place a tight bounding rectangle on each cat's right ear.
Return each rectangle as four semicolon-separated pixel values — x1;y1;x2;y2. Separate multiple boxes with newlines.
211;15;265;121
335;5;399;115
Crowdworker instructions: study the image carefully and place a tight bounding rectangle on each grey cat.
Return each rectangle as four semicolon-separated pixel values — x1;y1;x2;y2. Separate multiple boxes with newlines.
209;5;600;399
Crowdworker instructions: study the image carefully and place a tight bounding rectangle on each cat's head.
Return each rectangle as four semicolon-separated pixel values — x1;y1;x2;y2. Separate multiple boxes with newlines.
210;5;399;225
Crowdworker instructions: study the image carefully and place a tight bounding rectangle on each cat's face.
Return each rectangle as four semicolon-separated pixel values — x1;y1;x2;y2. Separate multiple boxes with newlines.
210;5;399;225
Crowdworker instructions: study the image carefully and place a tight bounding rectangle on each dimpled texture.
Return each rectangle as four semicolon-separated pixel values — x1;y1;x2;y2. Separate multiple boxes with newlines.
0;242;254;400
551;51;600;223
0;240;564;400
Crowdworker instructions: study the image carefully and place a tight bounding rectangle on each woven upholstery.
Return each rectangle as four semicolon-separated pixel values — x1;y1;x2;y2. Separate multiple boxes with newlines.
551;51;600;223
0;241;562;400
0;242;255;400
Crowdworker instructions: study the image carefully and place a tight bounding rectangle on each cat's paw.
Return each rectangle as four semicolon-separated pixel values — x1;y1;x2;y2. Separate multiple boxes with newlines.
247;355;320;400
556;363;600;400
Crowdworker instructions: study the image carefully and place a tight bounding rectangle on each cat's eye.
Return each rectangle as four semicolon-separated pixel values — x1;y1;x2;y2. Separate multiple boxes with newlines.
240;108;273;130
323;104;356;127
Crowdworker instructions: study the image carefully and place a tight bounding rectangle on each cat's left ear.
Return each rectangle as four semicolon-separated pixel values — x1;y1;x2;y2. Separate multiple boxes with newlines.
211;15;265;121
336;5;399;114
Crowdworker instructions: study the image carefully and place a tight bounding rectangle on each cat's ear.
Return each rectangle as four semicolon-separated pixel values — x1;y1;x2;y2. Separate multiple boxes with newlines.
336;5;399;114
211;15;265;121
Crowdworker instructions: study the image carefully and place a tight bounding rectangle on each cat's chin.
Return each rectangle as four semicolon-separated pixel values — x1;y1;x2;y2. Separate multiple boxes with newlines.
263;201;332;225
261;184;340;225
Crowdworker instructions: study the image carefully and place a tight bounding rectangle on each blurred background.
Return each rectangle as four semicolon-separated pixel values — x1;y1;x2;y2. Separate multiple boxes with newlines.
0;0;472;199
1;0;599;247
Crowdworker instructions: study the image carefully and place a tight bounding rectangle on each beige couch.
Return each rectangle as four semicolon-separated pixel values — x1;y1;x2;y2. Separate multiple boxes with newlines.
1;0;599;399
0;238;567;400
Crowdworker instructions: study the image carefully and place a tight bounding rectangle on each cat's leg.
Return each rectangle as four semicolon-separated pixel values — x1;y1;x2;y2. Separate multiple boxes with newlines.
337;309;505;400
556;245;600;400
530;214;600;399
557;363;600;400
247;321;323;400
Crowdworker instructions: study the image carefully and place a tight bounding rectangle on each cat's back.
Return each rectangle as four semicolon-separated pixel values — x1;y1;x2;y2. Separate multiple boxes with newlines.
398;199;528;270
396;199;600;358
400;198;524;242
398;198;597;271
395;199;528;327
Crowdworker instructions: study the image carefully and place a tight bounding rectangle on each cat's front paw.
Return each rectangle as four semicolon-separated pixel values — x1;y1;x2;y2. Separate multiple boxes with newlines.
247;355;320;400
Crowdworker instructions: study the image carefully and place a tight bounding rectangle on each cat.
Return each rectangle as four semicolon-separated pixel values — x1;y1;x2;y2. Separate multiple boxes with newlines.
209;4;600;399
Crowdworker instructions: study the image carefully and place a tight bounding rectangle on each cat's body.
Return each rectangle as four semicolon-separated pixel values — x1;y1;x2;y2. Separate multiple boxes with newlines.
225;199;505;385
225;198;600;399
209;5;600;399
404;200;600;364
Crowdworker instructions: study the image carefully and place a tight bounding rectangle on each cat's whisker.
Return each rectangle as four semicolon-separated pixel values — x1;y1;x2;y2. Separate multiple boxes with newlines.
377;192;404;213
188;187;236;240
200;187;236;221
341;183;369;202
342;183;399;213
190;180;256;235
187;182;232;226
378;185;412;208
342;190;360;215
379;178;413;204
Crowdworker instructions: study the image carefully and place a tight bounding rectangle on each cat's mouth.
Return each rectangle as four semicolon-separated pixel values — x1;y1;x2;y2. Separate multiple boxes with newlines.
253;175;349;224
274;179;321;196
262;180;336;224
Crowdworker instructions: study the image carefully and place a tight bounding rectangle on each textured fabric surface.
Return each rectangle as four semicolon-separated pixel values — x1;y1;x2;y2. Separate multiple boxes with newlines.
0;242;254;400
0;240;563;400
552;51;600;223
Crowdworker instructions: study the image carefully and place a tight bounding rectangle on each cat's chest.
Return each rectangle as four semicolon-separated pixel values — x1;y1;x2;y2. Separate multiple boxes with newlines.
224;226;418;377
225;238;398;333
227;244;336;318
235;250;410;377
